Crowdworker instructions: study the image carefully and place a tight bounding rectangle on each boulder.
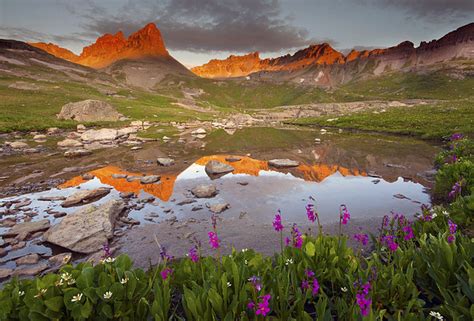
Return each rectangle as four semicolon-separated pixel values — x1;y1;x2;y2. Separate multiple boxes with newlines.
191;184;218;198
47;127;60;135
61;187;111;208
58;100;123;122
57;139;83;148
80;128;119;142
0;268;13;278
43;199;124;254
2;219;50;237
33;134;47;141
191;128;206;135
77;124;86;132
157;157;175;167
268;159;300;168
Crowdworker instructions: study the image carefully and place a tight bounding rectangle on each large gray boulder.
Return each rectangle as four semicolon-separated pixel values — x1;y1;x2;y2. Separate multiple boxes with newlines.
43;199;124;254
61;187;111;208
205;160;234;176
58;100;123;122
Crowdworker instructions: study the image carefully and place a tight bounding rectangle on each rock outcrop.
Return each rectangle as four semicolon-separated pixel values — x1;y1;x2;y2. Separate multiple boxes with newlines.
43;199;124;254
58;100;124;122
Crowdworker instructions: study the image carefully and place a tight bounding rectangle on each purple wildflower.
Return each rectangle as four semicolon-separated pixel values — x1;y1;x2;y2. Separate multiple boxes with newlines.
272;211;284;232
402;225;414;241
301;280;310;290
160;247;174;261
448;220;457;234
188;246;199;263
255;294;271;316
247;301;255;310
382;235;399;252
301;269;319;296
305;269;315;278
451;133;463;141
448;181;462;200
354;233;369;246
160;268;173;280
102;243;111;258
208;231;220;249
447;234;455;243
340;205;350;225
248;276;262;292
306;204;316;223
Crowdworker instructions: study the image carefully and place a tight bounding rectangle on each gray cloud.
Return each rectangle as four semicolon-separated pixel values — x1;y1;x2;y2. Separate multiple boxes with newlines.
71;0;331;53
357;0;474;20
0;26;89;45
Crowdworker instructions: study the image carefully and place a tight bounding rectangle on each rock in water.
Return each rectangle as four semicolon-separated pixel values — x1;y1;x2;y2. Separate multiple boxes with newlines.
157;157;175;167
209;203;230;213
140;175;160;184
205;160;234;176
80;128;119;142
268;159;300;168
64;149;92;157
191;184;218;198
57;100;124;122
43;199;124;254
61;187;111;207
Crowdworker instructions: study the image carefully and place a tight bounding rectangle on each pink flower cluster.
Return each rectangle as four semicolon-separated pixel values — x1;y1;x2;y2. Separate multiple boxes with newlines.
188;246;199;263
381;235;399;252
306;204;316;223
340;205;350;225
355;282;372;316
160;268;173;280
285;224;303;249
353;233;369;246
272;211;284;232
208;231;220;249
447;220;457;243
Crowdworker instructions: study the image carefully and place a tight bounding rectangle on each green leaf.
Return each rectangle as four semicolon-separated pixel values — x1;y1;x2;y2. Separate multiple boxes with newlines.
305;242;316;257
44;296;63;312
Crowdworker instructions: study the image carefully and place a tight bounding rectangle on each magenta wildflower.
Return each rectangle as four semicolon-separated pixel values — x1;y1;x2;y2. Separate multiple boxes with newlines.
354;233;369;246
272;211;284;232
255;294;271;316
448;220;457;234
160;268;173;280
306;204;316;223
355;282;372;317
287;224;303;249
340;205;350;225
312;279;320;296
208;231;220;249
247;301;255;310
447;234;455;243
188;246;199;263
301;269;319;296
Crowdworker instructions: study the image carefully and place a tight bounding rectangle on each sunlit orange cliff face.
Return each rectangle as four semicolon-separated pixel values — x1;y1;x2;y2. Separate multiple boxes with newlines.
60;156;365;201
30;23;169;69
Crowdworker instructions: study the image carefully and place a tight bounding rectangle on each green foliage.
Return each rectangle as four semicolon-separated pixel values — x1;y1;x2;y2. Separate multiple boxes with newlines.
434;160;474;201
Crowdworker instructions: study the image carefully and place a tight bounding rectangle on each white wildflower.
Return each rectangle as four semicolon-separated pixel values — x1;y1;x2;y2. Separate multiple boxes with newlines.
341;287;348;292
71;293;83;303
244;259;248;265
34;288;47;298
429;311;444;320
442;210;449;216
103;291;113;300
285;258;294;266
241;248;248;253
227;282;232;287
120;276;129;284
18;291;25;297
432;213;438;219
104;257;115;263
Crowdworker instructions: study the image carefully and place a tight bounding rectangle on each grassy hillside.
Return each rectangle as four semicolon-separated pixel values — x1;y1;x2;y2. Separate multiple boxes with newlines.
288;100;474;139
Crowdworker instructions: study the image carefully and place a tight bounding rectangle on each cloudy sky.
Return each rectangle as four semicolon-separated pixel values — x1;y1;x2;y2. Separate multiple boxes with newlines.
0;0;472;67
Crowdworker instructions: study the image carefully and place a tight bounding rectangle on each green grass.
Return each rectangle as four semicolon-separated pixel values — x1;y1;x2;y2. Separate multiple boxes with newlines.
288;100;474;140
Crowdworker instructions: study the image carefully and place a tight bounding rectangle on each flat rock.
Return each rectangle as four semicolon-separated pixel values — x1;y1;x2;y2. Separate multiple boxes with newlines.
16;253;40;265
38;196;66;201
6;141;29;149
0;268;13;278
57;139;83;148
33;134;47;141
58;100;123;122
81;128;119;142
191;184;218;198
43;199;124;254
191;128;206;135
209;203;230;213
268;159;300;168
225;156;241;162
126;176;142;182
205;160;234;176
140;175;160;184
14;262;48;276
61;187;111;208
3;219;50;237
157;157;175;167
112;174;128;179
